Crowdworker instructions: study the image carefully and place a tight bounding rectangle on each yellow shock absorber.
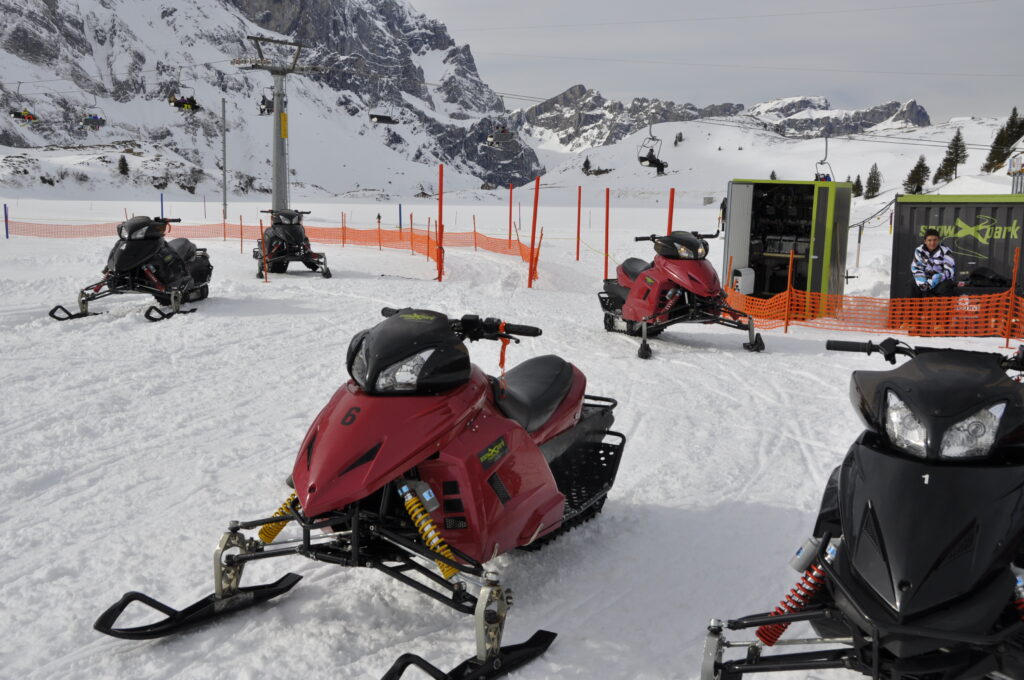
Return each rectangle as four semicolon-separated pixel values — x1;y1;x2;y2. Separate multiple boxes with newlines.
259;492;298;544
403;494;459;580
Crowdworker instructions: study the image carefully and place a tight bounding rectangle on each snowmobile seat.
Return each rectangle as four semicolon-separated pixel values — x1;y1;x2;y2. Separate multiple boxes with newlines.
621;258;653;281
496;355;574;433
168;238;196;262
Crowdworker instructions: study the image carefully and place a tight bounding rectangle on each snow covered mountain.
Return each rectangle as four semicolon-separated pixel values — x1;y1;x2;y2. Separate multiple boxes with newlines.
0;0;543;199
746;96;931;137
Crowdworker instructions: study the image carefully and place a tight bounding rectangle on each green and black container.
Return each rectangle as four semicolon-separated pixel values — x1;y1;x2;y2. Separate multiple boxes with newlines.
723;179;852;298
890;194;1024;298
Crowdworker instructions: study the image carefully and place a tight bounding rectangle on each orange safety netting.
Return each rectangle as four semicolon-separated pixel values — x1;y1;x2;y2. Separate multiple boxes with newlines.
6;220;540;280
726;287;1024;340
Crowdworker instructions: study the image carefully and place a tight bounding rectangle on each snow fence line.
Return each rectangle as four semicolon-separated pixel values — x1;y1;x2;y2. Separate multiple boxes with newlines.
3;218;541;285
726;247;1024;342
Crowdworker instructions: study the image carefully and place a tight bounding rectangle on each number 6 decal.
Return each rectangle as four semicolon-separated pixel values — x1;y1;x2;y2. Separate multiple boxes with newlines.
342;407;361;426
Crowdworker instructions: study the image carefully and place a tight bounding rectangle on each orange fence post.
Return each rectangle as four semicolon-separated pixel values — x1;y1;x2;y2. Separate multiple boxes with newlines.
727;256;733;290
222;219;226;241
437;164;445;282
576;185;581;261
377;218;382;251
528;176;540;288
473;215;478;251
666;187;676;235
603;188;610;280
784;250;795;334
508;182;514;246
1004;247;1021;347
260;219;269;283
409;213;414;254
239;215;243;254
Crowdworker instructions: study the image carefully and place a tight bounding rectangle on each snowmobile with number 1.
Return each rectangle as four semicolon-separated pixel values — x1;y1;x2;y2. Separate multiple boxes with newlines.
599;230;764;358
48;216;212;322
702;337;1024;680
94;306;626;679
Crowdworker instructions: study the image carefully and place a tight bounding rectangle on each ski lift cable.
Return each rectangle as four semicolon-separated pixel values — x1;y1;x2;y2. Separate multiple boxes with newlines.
0;58;237;90
448;0;996;32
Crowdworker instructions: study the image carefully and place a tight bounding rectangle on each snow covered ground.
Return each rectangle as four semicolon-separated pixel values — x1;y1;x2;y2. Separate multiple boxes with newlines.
0;192;1015;680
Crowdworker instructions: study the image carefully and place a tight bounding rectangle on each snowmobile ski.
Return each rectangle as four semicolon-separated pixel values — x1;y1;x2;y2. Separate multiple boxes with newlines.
93;572;302;640
143;304;198;322
382;630;557;680
48;304;102;321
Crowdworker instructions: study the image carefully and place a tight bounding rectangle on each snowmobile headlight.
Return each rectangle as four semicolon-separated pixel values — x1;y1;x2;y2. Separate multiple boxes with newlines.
375;349;435;392
885;391;927;458
676;244;696;259
351;339;370;388
940;402;1005;459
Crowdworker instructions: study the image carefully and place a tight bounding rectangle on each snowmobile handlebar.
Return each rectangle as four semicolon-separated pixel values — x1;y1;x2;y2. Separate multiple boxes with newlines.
634;229;719;242
826;337;1024;370
155;217;181;223
379;308;542;339
259;209;311;215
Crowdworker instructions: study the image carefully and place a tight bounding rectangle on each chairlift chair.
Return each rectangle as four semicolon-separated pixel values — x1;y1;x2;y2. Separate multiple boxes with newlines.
486;125;514;147
78;95;107;131
637;123;668;175
7;83;38;124
368;77;398;125
813;136;834;181
257;87;274;116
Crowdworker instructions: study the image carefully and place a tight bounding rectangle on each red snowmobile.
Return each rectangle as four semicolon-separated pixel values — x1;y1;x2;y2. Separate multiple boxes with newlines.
599;231;764;358
94;307;625;679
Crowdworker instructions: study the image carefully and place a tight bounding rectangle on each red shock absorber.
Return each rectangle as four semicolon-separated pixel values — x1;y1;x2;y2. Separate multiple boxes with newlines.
756;561;828;646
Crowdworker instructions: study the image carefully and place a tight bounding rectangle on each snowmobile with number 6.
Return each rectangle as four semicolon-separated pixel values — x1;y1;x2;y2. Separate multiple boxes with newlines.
599;230;763;358
48;216;212;322
94;306;625;679
702;338;1024;680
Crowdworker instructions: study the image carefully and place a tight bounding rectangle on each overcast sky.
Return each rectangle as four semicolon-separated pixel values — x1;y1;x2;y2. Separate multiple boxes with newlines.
410;0;1021;124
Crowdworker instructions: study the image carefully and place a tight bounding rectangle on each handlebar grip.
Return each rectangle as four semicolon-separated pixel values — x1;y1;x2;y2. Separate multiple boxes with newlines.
160;218;182;223
634;235;654;242
826;340;874;353
381;307;399;317
503;323;542;337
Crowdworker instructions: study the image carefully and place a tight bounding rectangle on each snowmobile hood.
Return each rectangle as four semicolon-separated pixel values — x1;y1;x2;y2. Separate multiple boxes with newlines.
657;256;723;299
840;439;1024;620
265;223;306;246
107;238;163;273
292;369;490;518
850;349;1024;461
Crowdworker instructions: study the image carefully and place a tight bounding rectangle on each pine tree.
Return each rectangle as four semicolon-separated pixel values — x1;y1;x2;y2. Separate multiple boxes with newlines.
932;159;953;185
903;155;930;194
865;164;882;199
982;107;1023;172
852;175;863;197
118;155;129;176
770;170;777;180
582;156;591;175
946;128;968;177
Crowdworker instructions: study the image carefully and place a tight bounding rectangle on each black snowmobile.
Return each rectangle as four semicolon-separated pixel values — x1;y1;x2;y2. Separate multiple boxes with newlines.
49;216;213;322
703;337;1024;680
253;208;331;278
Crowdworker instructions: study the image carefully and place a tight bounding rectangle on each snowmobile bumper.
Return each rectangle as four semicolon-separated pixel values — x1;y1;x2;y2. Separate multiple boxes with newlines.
93;572;302;640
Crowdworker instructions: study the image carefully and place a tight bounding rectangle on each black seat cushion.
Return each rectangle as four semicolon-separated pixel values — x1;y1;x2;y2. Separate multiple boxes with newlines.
167;237;196;262
621;257;652;281
496;355;574;432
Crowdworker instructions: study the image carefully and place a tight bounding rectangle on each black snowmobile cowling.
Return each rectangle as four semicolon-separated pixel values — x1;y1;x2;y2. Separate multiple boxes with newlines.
118;216;169;240
702;338;1024;680
653;231;709;260
270;209;308;245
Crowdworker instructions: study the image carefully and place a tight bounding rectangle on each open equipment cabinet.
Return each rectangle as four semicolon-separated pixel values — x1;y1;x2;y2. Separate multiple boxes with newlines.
722;179;852;304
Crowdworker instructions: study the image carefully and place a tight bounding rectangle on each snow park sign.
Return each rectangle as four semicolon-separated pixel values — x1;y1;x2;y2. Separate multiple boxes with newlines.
890;195;1024;298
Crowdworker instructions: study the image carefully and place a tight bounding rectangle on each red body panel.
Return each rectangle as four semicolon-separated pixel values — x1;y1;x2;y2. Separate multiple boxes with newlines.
290;365;587;564
619;255;722;323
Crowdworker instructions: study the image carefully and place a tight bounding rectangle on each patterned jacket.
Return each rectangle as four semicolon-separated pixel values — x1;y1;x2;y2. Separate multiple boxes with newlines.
911;243;955;288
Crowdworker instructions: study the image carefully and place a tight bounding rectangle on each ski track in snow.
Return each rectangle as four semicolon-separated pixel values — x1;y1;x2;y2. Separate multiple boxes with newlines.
0;198;1005;679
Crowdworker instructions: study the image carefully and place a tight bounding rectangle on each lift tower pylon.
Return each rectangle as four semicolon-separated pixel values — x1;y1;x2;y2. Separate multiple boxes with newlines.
232;36;323;212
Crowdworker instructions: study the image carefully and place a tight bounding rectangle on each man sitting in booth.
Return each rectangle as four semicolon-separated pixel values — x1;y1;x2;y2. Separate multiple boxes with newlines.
910;228;955;297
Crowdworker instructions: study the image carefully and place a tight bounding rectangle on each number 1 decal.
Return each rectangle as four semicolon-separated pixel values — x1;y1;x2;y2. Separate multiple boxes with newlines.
922;474;930;485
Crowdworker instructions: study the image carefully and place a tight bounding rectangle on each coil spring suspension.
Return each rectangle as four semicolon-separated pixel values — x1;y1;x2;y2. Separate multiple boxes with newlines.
755;561;827;646
403;493;459;580
259;492;298;544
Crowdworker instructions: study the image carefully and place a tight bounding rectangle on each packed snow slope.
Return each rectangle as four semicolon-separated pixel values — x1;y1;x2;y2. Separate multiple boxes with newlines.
0;172;1016;679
